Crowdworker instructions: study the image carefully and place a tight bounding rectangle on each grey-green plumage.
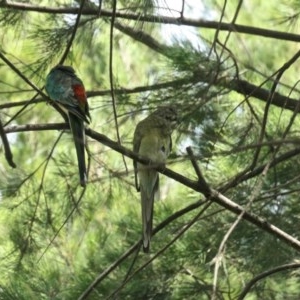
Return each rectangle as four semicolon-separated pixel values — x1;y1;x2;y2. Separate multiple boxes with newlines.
133;106;178;252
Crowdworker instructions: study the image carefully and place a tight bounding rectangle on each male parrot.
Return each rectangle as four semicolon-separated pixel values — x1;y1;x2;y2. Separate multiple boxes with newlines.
45;65;91;187
133;106;178;253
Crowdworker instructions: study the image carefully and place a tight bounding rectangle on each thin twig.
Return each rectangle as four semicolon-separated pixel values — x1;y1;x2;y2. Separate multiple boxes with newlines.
0;51;68;125
78;199;209;299
4;123;300;251
209;0;227;57
121;245;141;290
0;51;49;126
251;49;300;169
97;0;102;17
237;263;300;300
105;201;213;300
78;240;139;300
37;159;88;263
0;117;16;168
0;52;46;97
2;3;300;42
25;132;64;264
109;1;128;173
59;0;86;64
1;78;300;117
186;146;211;197
211;161;271;300
179;0;185;19
219;0;243;59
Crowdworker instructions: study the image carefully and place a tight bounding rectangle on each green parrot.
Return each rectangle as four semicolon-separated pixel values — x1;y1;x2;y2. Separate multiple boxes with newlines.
45;65;91;187
133;106;178;252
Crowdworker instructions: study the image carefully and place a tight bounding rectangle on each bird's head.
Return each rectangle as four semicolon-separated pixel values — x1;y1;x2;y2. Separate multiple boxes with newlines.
49;65;76;76
152;106;179;129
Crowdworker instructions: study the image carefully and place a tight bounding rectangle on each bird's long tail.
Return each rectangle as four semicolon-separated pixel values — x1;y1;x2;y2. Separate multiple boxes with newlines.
140;169;158;253
68;113;87;187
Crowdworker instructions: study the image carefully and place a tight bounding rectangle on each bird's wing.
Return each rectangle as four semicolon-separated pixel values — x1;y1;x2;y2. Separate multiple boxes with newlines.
45;67;90;124
133;123;143;192
63;84;90;124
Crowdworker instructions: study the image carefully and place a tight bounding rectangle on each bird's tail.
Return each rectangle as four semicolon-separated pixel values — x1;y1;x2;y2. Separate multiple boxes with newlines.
68;113;87;187
140;170;158;253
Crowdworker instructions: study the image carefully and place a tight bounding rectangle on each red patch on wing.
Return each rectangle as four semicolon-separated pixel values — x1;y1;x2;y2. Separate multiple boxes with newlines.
72;84;87;105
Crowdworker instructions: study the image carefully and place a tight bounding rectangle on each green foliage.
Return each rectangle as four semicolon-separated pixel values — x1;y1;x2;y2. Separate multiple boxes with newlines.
0;0;300;299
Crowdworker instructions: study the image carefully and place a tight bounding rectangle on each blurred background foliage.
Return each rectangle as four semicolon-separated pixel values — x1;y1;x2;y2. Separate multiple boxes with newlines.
1;0;300;299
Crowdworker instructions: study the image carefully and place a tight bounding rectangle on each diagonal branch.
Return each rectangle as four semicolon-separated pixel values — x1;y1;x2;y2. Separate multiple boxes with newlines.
237;263;300;300
211;160;271;300
104;201;213;300
251;49;300;169
4;123;300;252
186;146;210;197
0;51;68;124
77;198;208;299
112;22;300;114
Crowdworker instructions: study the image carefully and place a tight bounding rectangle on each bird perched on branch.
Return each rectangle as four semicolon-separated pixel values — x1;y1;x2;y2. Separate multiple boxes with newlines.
45;65;91;187
133;106;178;253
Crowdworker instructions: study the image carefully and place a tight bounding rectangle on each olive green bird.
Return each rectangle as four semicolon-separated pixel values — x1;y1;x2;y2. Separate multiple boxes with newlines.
133;106;178;253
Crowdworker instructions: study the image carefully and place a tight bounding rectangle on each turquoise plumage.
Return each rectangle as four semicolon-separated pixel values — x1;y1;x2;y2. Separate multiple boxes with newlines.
45;65;91;187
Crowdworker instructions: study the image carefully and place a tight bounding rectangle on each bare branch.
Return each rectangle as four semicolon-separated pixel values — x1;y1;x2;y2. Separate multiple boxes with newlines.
113;21;167;55
211;161;271;300
104;201;213;300
0;117;16;168
112;22;300;114
0;51;68;124
59;0;86;64
237;263;300;300
0;51;46;97
78;199;210;299
4;123;300;252
0;68;299;118
1;2;300;42
186;146;210;197
109;1;128;173
252;49;300;169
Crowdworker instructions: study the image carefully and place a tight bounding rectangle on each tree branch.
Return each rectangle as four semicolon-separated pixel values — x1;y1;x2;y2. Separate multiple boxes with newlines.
112;22;300;113
108;1;128;173
186;146;211;197
104;201;213;300
4;123;300;252
237;263;300;300
1;78;300;114
251;49;300;169
2;2;300;42
59;0;86;64
0;117;16;168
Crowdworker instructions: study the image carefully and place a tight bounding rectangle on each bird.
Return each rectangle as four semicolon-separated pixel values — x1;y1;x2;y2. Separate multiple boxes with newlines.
45;65;91;187
133;106;178;253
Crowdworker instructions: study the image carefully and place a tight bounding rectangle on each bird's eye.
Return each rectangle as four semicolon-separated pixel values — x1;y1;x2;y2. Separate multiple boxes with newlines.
161;146;166;152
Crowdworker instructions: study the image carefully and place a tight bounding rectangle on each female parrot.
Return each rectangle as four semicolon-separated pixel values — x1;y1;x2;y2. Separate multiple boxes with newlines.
45;65;91;187
133;106;178;253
